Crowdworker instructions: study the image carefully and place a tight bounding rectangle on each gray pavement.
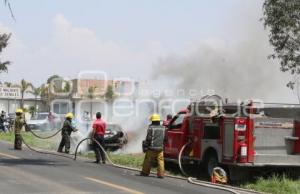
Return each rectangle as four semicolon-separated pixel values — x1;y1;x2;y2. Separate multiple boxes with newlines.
0;140;232;194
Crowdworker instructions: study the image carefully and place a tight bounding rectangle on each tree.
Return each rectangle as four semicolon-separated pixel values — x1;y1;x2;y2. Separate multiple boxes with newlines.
63;81;71;93
104;85;115;102
18;79;33;109
87;86;97;119
3;0;15;20
28;86;42;113
4;82;12;87
40;84;51;111
104;85;116;122
0;33;11;73
262;0;300;89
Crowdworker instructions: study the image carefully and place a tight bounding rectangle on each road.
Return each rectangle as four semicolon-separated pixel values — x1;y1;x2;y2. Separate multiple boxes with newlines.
0;140;232;194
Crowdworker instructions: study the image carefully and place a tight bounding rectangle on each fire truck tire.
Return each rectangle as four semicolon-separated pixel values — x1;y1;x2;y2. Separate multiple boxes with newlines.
203;151;218;177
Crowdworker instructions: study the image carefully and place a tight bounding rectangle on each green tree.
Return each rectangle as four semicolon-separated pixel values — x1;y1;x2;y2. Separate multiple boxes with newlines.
87;86;97;119
262;0;300;88
0;33;11;73
28;86;42;113
40;84;51;111
104;85;115;122
18;79;33;109
47;75;61;84
104;85;115;102
63;81;71;93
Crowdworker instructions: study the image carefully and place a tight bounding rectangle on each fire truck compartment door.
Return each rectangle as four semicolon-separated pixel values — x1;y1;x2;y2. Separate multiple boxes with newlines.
223;122;235;159
253;118;295;155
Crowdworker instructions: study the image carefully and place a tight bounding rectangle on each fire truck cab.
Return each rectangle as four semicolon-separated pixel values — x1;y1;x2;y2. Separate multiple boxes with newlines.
164;95;300;180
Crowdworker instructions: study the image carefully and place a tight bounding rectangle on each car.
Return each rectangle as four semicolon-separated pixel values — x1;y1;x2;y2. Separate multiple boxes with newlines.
104;124;128;151
27;112;62;131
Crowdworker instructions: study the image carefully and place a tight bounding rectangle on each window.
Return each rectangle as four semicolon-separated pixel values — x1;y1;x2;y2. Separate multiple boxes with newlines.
203;124;220;139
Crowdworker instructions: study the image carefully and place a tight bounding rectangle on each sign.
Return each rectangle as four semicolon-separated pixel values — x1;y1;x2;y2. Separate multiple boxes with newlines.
0;87;21;99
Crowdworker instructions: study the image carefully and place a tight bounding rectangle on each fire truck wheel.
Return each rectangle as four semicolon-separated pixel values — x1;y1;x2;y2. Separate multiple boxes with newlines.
203;152;218;177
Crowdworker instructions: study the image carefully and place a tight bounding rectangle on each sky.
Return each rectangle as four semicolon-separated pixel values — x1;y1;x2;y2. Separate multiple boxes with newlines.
0;0;297;102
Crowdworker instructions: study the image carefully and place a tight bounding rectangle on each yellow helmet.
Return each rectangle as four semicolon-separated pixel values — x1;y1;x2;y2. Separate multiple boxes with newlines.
150;113;160;122
65;112;74;119
15;109;23;114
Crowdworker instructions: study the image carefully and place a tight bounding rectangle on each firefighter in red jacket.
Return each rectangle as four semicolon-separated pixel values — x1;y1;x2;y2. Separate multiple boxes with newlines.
141;113;165;178
91;112;107;164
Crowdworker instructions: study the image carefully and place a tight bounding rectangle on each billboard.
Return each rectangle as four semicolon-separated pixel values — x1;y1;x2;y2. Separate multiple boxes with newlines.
0;87;21;99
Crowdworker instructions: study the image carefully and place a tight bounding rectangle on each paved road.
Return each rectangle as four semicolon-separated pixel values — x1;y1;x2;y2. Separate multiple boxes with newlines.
0;140;232;194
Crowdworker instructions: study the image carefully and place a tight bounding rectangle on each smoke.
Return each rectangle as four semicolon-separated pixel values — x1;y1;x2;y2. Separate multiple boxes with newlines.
151;8;295;103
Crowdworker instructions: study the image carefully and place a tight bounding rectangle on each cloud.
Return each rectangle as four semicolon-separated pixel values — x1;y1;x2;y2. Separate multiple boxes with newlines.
0;14;166;86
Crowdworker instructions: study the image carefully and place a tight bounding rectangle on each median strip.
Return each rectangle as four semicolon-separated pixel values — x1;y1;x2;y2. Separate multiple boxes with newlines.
85;177;144;194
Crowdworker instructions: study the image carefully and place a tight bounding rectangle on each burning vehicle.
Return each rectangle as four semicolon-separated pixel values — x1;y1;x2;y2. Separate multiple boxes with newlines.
83;123;128;152
104;124;128;151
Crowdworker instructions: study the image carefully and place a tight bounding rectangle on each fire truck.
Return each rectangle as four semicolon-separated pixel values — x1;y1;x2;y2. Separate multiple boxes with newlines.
163;95;300;180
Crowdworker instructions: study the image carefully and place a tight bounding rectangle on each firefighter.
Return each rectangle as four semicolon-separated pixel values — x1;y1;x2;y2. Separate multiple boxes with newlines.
91;112;107;164
140;113;165;178
163;114;172;127
14;109;27;150
57;112;78;154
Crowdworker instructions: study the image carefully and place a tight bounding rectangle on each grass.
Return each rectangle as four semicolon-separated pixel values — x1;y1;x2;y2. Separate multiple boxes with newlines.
0;131;57;150
242;175;300;194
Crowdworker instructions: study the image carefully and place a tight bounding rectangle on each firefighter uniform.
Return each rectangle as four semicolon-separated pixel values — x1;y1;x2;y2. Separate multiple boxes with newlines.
58;113;77;153
14;109;26;150
141;114;165;178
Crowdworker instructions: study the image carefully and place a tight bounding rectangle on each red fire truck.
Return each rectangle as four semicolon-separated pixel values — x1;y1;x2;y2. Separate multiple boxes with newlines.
164;95;300;180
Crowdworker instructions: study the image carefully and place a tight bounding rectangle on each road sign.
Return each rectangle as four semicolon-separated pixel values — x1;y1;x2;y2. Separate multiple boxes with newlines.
0;87;21;99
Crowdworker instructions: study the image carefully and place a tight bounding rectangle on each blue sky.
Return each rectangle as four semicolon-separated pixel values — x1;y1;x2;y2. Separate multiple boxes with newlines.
0;0;296;102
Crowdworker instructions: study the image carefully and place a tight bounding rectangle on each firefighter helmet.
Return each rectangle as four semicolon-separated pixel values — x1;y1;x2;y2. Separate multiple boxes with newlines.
212;167;227;184
65;112;74;119
15;109;23;114
150;113;160;121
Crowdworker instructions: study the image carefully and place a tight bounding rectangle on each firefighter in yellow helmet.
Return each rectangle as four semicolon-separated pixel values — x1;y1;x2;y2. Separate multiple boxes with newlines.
14;109;27;150
57;112;78;154
140;113;165;178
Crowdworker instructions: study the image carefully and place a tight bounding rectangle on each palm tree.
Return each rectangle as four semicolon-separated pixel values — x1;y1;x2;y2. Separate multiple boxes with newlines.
104;85;115;122
18;79;33;109
87;86;97;119
40;84;51;111
0;33;11;73
28;86;42;113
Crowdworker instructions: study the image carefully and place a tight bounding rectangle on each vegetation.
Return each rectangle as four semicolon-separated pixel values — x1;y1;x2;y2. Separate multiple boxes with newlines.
28;86;42;112
0;33;11;73
0;132;57;150
242;175;300;194
262;0;300;89
104;85;115;102
87;86;97;119
18;79;33;109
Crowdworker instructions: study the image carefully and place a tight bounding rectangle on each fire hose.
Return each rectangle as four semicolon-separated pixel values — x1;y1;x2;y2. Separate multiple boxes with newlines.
21;131;255;194
28;128;63;139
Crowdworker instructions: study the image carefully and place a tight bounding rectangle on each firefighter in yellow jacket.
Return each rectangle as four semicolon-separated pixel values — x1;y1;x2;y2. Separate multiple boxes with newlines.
140;113;165;178
14;109;27;150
